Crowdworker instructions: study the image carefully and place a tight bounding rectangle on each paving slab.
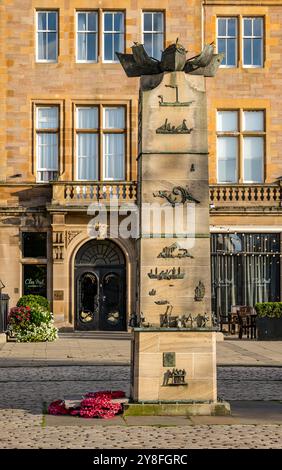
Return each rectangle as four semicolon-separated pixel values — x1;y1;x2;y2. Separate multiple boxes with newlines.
217;340;282;366
190;401;282;425
1;334;282;367
123;416;193;426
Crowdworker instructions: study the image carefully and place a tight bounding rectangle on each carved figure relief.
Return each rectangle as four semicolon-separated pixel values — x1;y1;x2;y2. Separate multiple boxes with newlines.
194;313;209;328
163;369;187;386
158;242;193;259
194;281;205;301
160;311;210;329
153;186;200;206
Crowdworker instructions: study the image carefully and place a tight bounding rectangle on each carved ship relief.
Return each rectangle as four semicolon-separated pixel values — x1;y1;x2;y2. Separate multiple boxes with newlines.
147;267;185;280
156;118;193;134
158;85;194;107
117;39;224;83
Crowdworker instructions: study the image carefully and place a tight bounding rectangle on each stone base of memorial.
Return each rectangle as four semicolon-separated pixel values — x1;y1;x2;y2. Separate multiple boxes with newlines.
124;328;230;416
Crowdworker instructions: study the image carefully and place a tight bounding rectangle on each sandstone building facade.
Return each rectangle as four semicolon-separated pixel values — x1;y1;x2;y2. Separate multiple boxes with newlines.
0;0;281;330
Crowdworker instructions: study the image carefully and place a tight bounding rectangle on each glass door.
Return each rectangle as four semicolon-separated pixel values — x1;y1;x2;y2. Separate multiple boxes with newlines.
99;269;126;331
76;270;99;330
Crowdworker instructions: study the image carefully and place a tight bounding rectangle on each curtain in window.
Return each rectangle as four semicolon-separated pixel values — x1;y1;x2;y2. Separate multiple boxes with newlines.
104;107;124;129
244;255;270;306
37;134;58;170
243;136;264;182
211;233;280;320
217;136;238;183
77;12;97;61
37;11;57;61
77;134;98;180
217;111;238;131
244;111;264;131
77;108;98;129
103;134;125;180
37;107;58;129
212;254;240;319
37;32;47;60
143;12;164;60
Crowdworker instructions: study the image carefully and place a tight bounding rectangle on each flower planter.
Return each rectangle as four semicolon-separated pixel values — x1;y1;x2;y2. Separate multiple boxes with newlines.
256;317;282;340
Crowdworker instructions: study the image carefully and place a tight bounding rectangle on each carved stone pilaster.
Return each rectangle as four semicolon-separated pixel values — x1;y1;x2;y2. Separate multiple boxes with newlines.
53;231;64;262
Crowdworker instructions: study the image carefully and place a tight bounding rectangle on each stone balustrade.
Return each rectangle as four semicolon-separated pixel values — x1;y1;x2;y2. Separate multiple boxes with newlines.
51;181;137;206
209;183;282;209
51;181;282;210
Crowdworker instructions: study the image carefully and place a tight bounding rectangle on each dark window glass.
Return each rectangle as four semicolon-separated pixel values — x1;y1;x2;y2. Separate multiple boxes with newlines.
23;265;47;297
22;232;47;258
211;233;281;320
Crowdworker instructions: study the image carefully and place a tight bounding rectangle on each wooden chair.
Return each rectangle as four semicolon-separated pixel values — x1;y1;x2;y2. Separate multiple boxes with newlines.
238;306;257;339
228;305;242;335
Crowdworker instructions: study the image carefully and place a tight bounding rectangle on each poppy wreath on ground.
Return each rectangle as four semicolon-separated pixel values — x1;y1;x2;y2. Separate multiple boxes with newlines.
47;400;69;416
48;391;125;419
85;390;126;399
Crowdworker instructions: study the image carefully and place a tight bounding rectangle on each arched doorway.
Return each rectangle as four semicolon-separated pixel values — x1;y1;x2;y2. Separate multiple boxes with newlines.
75;239;126;331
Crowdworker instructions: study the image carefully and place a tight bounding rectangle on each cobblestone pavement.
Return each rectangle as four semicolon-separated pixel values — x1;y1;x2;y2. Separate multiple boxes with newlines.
217;366;282;401
0;365;281;449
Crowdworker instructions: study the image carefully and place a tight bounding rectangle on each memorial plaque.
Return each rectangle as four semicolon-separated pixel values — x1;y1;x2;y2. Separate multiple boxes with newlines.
163;352;175;367
54;290;64;301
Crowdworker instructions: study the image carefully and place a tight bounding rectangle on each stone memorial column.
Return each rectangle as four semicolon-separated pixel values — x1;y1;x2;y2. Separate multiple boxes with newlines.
118;43;229;414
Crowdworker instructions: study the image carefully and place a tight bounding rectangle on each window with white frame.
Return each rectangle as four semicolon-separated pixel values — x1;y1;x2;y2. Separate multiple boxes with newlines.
217;17;238;67
217;111;239;183
75;105;125;181
142;11;164;61
76;107;99;180
36;107;59;182
217;110;265;183
76;11;98;62
103;12;124;62
243;111;264;182
103;107;125;180
243;17;264;67
36;11;58;62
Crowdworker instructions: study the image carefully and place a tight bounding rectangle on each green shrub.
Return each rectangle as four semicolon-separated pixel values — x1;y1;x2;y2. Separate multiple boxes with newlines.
17;295;50;312
29;305;52;326
13;321;58;342
255;302;282;319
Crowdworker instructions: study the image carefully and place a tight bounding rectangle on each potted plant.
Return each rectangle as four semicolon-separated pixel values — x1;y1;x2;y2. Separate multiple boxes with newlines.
255;302;282;340
7;295;58;342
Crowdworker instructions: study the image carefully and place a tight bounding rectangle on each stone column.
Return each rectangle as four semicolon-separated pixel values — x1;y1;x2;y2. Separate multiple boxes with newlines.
51;212;66;324
133;72;217;404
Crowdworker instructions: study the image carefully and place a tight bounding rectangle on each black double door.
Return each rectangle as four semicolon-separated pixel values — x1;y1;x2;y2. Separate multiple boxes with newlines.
76;266;126;331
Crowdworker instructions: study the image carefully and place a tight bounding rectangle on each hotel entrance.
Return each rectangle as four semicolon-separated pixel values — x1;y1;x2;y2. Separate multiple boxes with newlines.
75;239;126;331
